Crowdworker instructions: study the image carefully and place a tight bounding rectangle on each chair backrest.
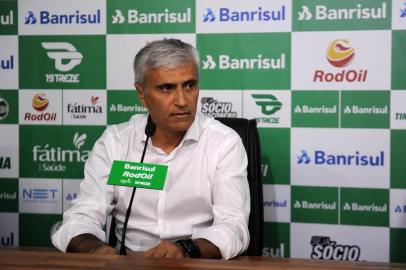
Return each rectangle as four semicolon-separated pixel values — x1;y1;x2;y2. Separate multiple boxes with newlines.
108;117;264;256
215;117;263;256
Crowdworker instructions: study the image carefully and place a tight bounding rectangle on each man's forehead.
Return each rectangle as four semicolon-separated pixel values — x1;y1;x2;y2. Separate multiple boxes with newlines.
145;64;198;84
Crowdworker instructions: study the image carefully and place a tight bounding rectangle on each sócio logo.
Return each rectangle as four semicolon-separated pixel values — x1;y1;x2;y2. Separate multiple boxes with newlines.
326;39;354;68
310;236;360;261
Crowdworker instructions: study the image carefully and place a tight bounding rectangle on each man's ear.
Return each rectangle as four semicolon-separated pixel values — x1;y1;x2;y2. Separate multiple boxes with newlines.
135;83;147;107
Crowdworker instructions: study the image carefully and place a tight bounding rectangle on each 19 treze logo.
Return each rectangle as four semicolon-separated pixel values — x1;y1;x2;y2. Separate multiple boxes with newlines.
310;236;360;261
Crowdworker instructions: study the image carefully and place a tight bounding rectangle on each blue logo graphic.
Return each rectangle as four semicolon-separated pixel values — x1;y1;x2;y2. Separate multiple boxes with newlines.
263;199;287;208
297;150;385;167
395;205;406;213
203;8;216;22
297;150;311;164
23;188;58;200
401;3;406;17
65;192;78;201
24;11;37;24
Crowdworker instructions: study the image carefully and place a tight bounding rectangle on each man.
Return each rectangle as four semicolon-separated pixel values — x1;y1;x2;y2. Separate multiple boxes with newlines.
52;39;250;260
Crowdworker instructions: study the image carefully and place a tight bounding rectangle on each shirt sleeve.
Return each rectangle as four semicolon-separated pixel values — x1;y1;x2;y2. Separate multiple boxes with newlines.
51;129;117;252
192;132;250;260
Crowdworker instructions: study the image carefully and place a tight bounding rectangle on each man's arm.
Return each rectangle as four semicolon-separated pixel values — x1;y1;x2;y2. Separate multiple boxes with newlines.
67;233;116;254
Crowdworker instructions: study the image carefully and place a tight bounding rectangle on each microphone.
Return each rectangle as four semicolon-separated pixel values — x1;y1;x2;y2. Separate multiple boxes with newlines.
119;115;156;255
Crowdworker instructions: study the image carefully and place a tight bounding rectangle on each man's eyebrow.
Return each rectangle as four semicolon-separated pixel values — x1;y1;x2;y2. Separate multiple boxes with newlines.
182;79;198;87
155;83;176;89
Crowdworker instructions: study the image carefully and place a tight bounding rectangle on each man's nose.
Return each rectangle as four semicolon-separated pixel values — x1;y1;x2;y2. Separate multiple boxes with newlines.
174;88;187;107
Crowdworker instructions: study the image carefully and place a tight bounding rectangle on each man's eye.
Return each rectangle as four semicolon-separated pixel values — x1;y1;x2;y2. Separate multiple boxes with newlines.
159;85;174;92
185;81;197;90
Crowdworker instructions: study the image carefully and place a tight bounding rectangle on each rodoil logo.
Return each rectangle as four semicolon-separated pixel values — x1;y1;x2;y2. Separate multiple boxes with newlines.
297;150;384;166
24;93;57;122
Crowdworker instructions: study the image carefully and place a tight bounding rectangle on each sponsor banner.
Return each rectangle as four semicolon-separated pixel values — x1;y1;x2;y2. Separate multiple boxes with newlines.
391;130;406;188
243;90;290;128
263;184;290;222
341;187;389;227
0;90;18;124
63;179;80;212
19;178;62;214
391;91;406;129
291;128;390;188
107;90;147;125
106;34;195;90
258;128;290;185
292;31;390;90
291;223;389;262
392;30;406;89
18;0;105;35
263;222;290;258
291;90;339;128
390;189;406;228
390;228;406;263
341;91;390;129
107;0;194;34
0;36;18;89
0;178;18;212
0;0;17;35
63;90;106;126
291;186;338;224
293;0;391;31
197;33;290;89
19;35;106;89
0;213;18;247
0;125;18;178
196;0;291;33
198;90;242;118
19;90;61;125
19;213;61;247
392;0;406;30
19;125;105;178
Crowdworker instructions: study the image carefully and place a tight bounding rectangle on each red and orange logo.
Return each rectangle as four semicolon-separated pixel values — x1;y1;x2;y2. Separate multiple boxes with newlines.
326;39;355;68
32;93;49;111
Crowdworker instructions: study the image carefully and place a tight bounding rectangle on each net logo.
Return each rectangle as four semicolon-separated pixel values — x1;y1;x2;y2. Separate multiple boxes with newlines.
343;202;387;213
22;188;58;203
401;3;406;17
263;243;286;258
111;8;191;24
200;97;237;118
24;10;101;25
202;53;285;70
42;42;82;83
0;232;15;247
67;96;103;120
202;6;286;23
0;55;14;70
297;150;385;167
32;132;90;173
310;236;360;261
314;39;368;83
0;97;9;120
24;93;56;122
0;156;11;170
297;3;387;21
0;10;14;26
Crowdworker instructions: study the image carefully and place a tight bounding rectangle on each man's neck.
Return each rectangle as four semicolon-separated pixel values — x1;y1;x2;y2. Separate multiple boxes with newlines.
150;128;186;155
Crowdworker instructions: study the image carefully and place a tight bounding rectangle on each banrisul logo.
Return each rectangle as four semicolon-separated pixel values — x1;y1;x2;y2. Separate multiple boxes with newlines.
401;3;406;17
0;55;14;70
107;90;147;125
293;0;391;31
20;126;105;178
310;236;360;261
107;0;194;34
0;0;17;35
200;97;237;118
20;36;106;89
202;6;286;23
198;33;290;89
314;39;368;83
297;150;385;167
24;9;101;25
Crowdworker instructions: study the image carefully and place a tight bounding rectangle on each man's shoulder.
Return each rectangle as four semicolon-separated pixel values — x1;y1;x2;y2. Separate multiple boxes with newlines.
198;114;241;141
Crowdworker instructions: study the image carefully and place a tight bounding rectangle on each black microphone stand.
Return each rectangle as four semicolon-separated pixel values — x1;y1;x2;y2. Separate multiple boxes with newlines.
119;115;156;255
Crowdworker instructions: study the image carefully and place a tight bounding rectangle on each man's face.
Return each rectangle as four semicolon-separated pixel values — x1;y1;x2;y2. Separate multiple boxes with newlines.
136;62;199;136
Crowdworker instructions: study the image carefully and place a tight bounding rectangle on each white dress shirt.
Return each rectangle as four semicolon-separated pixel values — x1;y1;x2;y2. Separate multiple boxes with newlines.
52;113;250;259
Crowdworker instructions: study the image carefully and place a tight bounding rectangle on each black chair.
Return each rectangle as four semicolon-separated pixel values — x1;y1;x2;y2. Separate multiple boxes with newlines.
108;117;263;256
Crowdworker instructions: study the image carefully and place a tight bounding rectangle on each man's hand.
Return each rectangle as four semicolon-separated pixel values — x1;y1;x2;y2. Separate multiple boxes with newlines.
67;233;116;254
144;241;187;258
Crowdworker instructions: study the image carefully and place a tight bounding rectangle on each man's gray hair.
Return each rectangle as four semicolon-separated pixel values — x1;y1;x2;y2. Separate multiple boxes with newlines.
133;38;200;85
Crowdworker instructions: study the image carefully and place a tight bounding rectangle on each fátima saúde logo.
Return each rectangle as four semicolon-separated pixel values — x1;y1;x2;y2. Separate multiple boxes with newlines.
24;93;56;122
200;97;237;118
297;150;384;167
310;236;360;261
314;39;367;83
42;42;82;83
252;94;282;124
67;95;103;120
24;9;101;25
